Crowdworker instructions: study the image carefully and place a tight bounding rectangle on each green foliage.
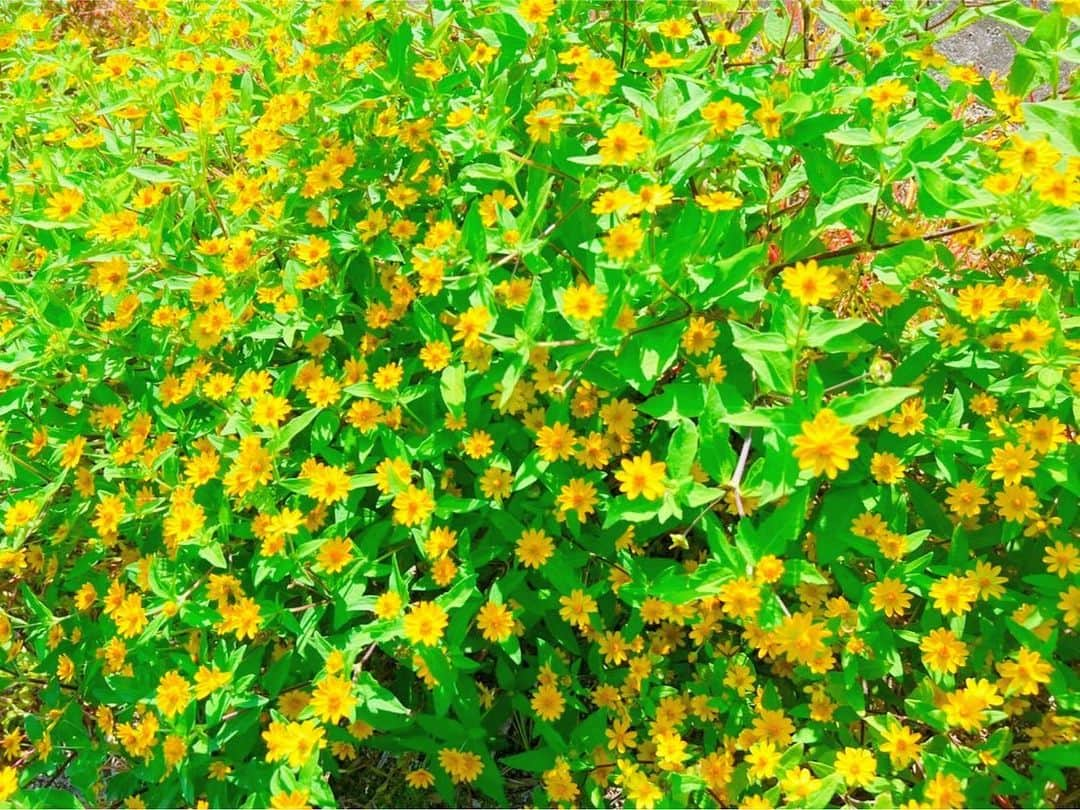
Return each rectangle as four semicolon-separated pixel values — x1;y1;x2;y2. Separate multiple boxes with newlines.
0;0;1078;808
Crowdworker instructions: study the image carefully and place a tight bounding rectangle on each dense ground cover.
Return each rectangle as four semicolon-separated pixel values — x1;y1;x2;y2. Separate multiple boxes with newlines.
0;0;1078;807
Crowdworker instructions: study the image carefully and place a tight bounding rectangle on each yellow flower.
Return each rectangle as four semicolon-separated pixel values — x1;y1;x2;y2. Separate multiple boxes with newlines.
162;734;187;771
209;594;255;639
0;766;18;803
403;601;448;646
414;60;447;81
373;591;403;620
556;478;598;520
624;771;663;809
920;628;968;675
1034;169;1079;207
518;0;555;25
603;219;645;261
907;42;947;68
955;283;1005;320
462;430;494;460
988;442;1037;485
968;559;1007;599
984;172;1020;195
718;577;762;620
405;768;435;789
1020;416;1067;454
193;666;231;699
307;463;352;504
269;789;311;810
866;78;909;112
1004;316;1054;353
615;451;667;501
702;97;746;134
746;740;780;782
695;190;742;212
869;452;905;484
558;589;598;628
1043;542;1080;578
44;187;85;221
263;720;325;768
929;574;978;616
834;747;876;787
316;537;354;574
644;52;685;69
924;772;965;808
946;479;987;518
372;361;404;390
597;121;651;165
446;107;472;128
999;136;1060;177
543;759;579;803
754;97;782;138
476;601;515;643
888;397;927;436
870;578;911;617
880;722;922;768
437;748;484;784
515;529;555;568
156;670;192;719
654;731;689;770
392;485;436;526
573;57;619;96
996;647;1053;695
850;4;886;31
530;683;565;720
657;18;693;38
114;593;149;638
563;282;606;321
780;767;821;802
311;675;357;724
637;183;673;212
782;260;836;306
792;409;859;479
524;99;563;143
251;394;291;427
1058;586;1080;627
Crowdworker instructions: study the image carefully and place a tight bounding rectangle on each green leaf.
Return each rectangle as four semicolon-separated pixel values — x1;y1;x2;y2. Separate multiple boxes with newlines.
441;365;466;413
815;176;877;226
616;320;682;395
805;317;870;353
667;420;699;479
268;407;322;454
830;387;918;425
1034;742;1080;768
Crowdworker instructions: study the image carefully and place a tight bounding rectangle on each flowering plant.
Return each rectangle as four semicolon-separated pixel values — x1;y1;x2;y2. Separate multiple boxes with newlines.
0;0;1078;807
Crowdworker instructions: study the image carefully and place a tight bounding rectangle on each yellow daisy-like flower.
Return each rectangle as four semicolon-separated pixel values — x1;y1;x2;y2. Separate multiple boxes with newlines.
695;190;743;212
792;409;859;479
614;451;667;501
311;675;357;724
782;260;837;306
403;601;448;647
602;219;645;261
437;748;484;784
597;121;651;165
866;78;909;112
562;282;606;321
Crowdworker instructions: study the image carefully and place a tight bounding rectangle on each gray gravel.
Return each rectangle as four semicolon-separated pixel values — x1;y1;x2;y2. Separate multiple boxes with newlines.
938;16;1024;78
936;1;1074;94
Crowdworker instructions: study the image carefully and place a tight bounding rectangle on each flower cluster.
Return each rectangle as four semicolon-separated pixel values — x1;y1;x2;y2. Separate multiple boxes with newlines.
0;0;1077;808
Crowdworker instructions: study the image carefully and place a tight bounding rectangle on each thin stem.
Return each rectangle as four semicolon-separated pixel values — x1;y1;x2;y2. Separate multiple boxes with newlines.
763;222;984;284
731;431;753;517
619;0;630;69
